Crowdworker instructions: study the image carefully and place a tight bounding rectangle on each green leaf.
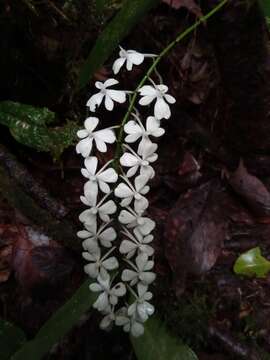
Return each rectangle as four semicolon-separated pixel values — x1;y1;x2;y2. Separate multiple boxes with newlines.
234;247;270;278
0;319;26;360
77;0;160;90
0;101;78;159
131;316;198;360
11;279;95;360
259;0;270;17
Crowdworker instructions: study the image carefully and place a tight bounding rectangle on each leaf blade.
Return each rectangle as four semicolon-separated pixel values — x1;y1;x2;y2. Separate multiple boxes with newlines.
77;0;160;90
0;320;26;360
11;279;95;360
234;247;270;278
131;316;198;360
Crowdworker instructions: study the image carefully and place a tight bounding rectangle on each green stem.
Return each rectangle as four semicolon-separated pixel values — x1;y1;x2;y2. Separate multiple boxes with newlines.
114;0;228;167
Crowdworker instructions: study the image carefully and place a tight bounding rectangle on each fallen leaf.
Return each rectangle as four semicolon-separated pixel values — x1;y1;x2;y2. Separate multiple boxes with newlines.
164;180;228;297
227;160;270;218
233;247;270;278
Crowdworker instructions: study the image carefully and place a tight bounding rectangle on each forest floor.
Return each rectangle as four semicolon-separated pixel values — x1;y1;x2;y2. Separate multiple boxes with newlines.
1;1;270;359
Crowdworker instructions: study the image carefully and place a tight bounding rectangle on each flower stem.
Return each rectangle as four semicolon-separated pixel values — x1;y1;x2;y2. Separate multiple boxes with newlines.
113;0;228;169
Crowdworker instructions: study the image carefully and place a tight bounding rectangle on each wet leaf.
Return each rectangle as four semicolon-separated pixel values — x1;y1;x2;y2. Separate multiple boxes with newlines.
77;0;159;89
0;319;26;360
131;316;198;360
0;101;78;159
234;247;270;278
11;279;95;360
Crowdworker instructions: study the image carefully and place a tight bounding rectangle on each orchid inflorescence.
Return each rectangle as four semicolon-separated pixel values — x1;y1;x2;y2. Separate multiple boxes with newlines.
76;47;176;337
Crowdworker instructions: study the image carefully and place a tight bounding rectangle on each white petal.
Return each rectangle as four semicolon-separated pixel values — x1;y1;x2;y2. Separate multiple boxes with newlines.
138;218;155;235
95;128;116;143
139;272;156;285
154;98;171;120
83;181;98;205
120;153;138;167
99;227;117;243
107;89;126;103
98;168;118;183
134;197;149;213
82;238;99;252
79;209;96;225
127;51;144;65
138;85;157;96
93;292;109;311
76;138;93;158
156;84;168;93
94;137;107;152
146;116;165;137
100;314;113;329
119;210;136;224
86;93;104;112
127;166;139;178
120;197;133;207
111;282;126;297
137;302;154;321
77;230;91;239
105;94;114;111
89;282;102;292
131;322;144;337
115;183;133;198
84;117;99;132
142;142;158;159
113;57;126;74
99;200;117;215
84;263;98;278
126;59;133;71
121;269;138;282
102;256;119;270
104;78;119;87
98;180;110;194
139;95;155;106
124;121;142;135
164;94;176;104
135;174;150;192
77;129;88;139
119;240;137;254
135;253;148;271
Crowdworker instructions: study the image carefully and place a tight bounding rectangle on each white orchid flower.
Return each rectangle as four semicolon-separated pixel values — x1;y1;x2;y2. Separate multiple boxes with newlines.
82;157;118;204
90;274;126;311
78;221;117;252
79;193;117;225
76;117;116;158
113;47;144;74
114;174;150;212
138;81;176;120
83;246;119;279
124;115;164;154
87;79;127;112
112;47;156;74
118;207;155;235
128;283;154;322
115;306;145;337
121;253;156;286
120;143;158;178
120;227;154;259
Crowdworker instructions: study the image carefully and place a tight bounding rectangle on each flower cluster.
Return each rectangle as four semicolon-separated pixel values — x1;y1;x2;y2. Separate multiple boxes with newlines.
77;47;175;337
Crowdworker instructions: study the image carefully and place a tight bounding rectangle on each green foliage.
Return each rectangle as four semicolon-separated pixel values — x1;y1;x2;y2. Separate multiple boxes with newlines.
77;0;160;90
0;101;78;159
234;247;270;278
11;279;95;360
0;320;26;360
259;0;270;17
131;316;198;360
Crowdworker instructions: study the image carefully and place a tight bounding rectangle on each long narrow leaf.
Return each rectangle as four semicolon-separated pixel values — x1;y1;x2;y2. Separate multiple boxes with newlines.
0;320;26;360
77;0;160;90
11;279;94;360
131;316;198;360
